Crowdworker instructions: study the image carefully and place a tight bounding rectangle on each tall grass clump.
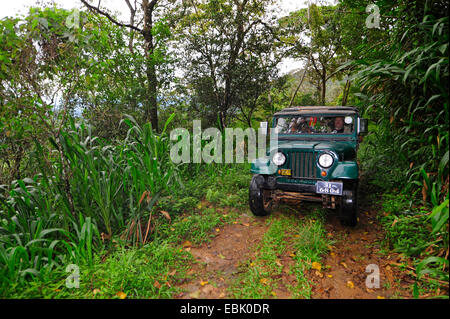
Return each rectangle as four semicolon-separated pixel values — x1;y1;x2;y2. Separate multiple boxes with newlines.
0;114;179;292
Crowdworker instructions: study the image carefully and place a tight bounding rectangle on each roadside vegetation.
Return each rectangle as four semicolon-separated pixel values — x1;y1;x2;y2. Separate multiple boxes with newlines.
1;0;448;298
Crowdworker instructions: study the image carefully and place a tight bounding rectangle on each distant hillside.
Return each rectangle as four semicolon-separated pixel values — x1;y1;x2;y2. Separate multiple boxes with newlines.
288;67;344;105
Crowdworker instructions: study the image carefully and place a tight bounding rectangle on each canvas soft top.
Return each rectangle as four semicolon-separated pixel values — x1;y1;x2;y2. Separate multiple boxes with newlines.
274;106;359;116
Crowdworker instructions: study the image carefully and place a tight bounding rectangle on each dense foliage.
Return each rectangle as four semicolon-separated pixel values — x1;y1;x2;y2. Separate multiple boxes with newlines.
0;0;448;298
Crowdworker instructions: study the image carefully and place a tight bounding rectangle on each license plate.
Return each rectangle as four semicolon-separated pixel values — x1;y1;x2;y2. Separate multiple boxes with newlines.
278;169;291;176
316;181;343;196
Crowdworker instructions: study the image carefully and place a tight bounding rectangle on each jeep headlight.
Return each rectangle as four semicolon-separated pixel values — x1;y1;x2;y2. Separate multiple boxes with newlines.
272;152;286;166
318;153;334;168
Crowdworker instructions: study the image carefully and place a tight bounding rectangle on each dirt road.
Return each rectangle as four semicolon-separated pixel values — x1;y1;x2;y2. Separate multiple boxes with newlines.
174;191;413;299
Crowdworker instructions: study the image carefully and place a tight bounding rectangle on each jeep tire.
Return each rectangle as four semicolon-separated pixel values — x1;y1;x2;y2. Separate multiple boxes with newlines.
339;181;358;227
249;175;272;216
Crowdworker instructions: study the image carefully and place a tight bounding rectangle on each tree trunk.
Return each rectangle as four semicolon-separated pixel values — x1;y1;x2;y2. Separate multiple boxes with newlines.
321;78;326;105
342;80;351;106
146;58;158;131
142;0;159;131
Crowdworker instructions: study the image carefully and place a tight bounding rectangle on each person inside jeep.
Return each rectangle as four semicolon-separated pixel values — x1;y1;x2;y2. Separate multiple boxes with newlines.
330;116;351;134
275;116;353;134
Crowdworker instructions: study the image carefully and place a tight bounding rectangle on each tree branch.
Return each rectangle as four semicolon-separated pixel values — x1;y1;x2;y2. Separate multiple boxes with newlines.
80;0;143;33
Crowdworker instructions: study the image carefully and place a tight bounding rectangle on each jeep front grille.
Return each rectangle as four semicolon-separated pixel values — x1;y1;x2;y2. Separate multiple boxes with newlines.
289;152;317;178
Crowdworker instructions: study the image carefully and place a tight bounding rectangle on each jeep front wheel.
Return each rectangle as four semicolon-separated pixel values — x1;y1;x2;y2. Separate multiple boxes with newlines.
249;175;272;216
339;182;358;227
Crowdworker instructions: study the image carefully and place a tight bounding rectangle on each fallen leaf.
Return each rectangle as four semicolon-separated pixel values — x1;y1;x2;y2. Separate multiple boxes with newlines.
201;284;213;294
182;240;192;248
330;252;336;257
315;270;323;278
160;210;171;221
250;262;255;267
327;274;333;278
340;262;348;269
218;254;226;259
116;291;127;299
312;262;322;271
168;270;177;276
391;219;398;227
154;281;161;289
189;290;201;299
275;259;283;267
271;291;277;297
260;278;269;285
139;191;149;205
200;280;209;286
377;296;385;299
93;289;100;295
242;223;250;227
346;281;355;289
215;228;220;232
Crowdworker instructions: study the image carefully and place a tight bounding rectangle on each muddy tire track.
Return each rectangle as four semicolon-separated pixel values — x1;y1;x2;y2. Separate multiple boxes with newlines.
308;208;410;298
174;213;269;299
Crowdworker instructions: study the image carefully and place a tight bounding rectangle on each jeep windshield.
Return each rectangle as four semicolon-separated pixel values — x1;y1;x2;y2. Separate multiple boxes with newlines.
273;115;355;135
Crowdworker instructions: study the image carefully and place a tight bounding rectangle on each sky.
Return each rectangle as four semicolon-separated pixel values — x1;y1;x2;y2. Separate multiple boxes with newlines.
0;0;315;73
1;0;311;18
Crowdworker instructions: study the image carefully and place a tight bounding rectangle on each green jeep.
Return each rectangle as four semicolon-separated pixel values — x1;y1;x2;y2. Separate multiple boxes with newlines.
249;106;368;226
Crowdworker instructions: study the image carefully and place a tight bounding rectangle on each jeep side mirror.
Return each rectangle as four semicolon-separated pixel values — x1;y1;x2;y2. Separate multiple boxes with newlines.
359;118;369;135
260;121;268;135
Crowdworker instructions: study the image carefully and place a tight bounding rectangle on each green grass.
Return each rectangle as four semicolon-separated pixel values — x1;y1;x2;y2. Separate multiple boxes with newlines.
378;194;433;256
0;160;251;298
3;242;192;299
230;207;330;299
376;192;449;298
288;207;330;298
